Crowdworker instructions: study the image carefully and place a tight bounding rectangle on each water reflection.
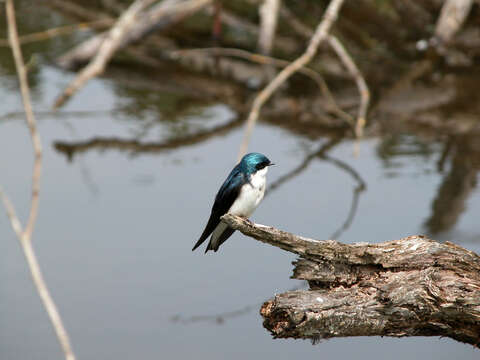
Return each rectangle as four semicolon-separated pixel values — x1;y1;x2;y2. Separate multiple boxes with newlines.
53;117;242;160
376;133;480;237
425;134;480;234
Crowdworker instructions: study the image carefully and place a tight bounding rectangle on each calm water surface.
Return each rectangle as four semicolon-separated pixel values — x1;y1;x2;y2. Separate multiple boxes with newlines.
0;5;479;360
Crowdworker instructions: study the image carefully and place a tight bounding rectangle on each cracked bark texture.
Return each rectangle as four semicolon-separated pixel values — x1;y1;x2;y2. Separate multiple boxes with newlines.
221;214;480;346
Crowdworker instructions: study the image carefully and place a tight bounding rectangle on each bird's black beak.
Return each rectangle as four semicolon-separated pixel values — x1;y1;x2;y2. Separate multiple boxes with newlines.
269;162;275;166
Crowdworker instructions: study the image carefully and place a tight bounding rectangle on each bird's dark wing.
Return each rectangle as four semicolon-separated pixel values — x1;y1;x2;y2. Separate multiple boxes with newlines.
192;166;246;252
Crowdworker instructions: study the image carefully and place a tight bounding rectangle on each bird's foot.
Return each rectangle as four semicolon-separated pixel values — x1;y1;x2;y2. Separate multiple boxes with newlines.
245;218;254;225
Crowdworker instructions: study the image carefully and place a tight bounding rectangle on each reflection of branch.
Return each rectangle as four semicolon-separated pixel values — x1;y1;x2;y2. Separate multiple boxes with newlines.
54;118;242;160
170;47;353;124
3;1;76;360
320;155;366;239
267;137;342;195
171;283;306;325
266;137;365;240
425;136;479;234
238;0;345;160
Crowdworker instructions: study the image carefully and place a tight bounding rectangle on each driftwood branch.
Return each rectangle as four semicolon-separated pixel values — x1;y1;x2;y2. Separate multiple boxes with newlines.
3;1;76;359
221;214;480;346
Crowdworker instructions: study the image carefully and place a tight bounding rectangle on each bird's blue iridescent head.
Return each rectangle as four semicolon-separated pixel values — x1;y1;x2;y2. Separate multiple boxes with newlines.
238;152;273;174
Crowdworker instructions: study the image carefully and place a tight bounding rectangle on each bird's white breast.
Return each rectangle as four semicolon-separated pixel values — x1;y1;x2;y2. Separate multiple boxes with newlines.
228;167;268;217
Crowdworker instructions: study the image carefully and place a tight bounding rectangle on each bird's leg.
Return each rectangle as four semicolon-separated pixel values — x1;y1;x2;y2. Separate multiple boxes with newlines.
245;218;254;225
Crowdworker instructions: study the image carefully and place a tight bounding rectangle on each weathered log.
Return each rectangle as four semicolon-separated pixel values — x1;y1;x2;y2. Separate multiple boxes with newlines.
221;214;480;346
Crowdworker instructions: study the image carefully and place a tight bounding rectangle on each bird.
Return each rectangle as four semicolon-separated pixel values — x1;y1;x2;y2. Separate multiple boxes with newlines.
192;152;274;253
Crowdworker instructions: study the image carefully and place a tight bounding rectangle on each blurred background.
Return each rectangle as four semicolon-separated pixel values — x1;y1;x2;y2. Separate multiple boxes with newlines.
0;1;479;359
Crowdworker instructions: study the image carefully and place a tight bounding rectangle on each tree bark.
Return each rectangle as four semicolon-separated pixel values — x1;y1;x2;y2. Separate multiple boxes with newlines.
221;214;480;347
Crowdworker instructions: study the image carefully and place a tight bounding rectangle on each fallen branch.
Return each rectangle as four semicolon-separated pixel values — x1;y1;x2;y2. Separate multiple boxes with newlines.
54;0;213;108
237;0;345;160
434;0;473;44
3;1;76;359
53;0;158;108
221;214;480;346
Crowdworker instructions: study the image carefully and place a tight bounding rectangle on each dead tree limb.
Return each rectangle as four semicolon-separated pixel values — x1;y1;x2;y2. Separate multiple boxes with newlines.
3;1;76;359
237;0;345;160
221;214;480;346
434;0;473;44
54;0;159;108
257;0;280;55
54;0;213;108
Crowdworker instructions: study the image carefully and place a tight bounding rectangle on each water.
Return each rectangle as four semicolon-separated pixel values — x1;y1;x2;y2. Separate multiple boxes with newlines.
0;4;479;360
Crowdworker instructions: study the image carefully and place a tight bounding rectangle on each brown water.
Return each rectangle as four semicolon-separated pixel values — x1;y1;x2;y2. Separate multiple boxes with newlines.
0;3;479;360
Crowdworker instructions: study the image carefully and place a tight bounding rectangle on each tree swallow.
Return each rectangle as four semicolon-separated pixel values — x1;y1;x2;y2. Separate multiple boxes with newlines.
192;152;274;253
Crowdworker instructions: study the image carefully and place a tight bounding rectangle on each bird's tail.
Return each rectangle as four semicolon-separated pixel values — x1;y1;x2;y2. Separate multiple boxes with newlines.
205;227;235;253
192;236;206;251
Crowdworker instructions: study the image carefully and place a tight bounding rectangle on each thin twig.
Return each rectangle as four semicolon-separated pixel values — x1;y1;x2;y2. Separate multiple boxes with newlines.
5;1;76;359
7;1;42;240
0;19;112;47
279;5;369;138
327;36;369;138
238;0;345;160
0;187;23;238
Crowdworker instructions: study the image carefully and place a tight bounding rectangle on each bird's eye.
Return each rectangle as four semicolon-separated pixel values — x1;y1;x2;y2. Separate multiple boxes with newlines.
256;161;268;170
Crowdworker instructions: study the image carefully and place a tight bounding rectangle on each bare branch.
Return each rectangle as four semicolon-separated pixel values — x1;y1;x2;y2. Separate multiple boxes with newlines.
54;0;215;108
53;0;159;108
0;187;23;238
5;1;76;359
257;0;280;55
6;0;42;240
238;0;345;160
327;36;369;138
435;0;473;44
279;5;369;137
221;214;480;346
